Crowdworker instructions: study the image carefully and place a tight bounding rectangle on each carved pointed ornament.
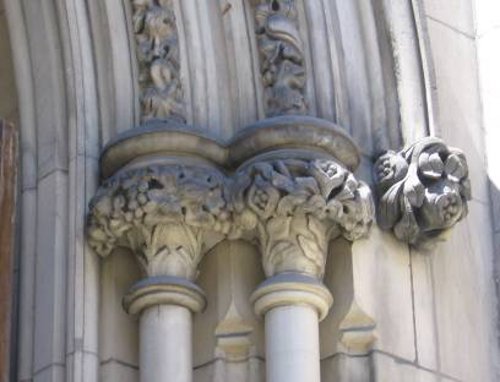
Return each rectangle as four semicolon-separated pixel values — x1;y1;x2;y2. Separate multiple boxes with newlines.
374;137;471;245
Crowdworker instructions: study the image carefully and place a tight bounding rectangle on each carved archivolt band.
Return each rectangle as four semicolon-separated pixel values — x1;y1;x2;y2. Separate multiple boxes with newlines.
254;0;307;116
132;0;185;121
374;137;471;245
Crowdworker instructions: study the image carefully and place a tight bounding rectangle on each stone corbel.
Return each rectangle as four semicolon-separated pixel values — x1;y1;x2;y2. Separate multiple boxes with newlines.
373;137;471;246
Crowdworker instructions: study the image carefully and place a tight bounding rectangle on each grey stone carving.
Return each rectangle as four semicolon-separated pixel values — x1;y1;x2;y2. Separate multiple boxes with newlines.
254;0;307;116
232;158;374;277
87;163;231;278
132;0;185;121
374;137;471;245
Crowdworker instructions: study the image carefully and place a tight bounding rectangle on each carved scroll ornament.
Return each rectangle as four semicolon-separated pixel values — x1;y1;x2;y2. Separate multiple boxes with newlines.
374;137;471;245
232;158;374;277
132;0;185;121
254;0;307;116
87;164;231;279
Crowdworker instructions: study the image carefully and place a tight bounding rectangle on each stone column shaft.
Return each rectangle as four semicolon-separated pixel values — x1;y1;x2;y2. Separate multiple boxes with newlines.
265;305;320;382
140;305;192;382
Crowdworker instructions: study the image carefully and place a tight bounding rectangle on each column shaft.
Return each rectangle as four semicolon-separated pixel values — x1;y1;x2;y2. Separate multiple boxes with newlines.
140;305;193;382
265;305;321;382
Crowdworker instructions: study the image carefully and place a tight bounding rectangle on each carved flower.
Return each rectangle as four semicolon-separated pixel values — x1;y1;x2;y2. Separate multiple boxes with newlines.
444;151;468;182
419;180;465;232
247;175;280;219
374;151;408;189
418;151;444;179
438;192;462;224
311;160;346;197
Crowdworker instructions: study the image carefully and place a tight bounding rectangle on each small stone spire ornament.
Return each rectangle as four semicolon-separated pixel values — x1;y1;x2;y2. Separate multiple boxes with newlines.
374;137;471;246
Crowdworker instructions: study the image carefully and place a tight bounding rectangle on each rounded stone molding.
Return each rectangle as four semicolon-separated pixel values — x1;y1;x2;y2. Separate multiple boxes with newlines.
100;119;227;179
123;275;206;315
229;115;361;171
250;273;333;321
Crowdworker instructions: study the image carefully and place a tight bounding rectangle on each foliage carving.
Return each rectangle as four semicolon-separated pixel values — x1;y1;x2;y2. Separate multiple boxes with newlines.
232;159;374;277
374;137;471;245
254;0;307;116
132;0;185;121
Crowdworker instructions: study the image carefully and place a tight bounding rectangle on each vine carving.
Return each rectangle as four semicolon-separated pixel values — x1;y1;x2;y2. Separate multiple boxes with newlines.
132;0;185;121
254;0;307;116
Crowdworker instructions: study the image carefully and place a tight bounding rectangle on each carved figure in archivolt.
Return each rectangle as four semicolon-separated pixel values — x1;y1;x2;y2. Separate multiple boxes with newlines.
254;0;307;116
232;159;373;277
132;0;185;121
374;137;471;245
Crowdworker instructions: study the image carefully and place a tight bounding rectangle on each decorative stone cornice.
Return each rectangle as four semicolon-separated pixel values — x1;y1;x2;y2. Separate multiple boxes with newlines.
132;0;185;121
253;0;307;116
232;156;373;278
374;137;471;245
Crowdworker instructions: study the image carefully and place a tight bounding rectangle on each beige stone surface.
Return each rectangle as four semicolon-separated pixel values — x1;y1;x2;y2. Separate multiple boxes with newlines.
372;352;455;382
423;0;475;36
100;249;140;369
194;240;265;368
426;18;488;204
431;201;496;381
100;361;138;382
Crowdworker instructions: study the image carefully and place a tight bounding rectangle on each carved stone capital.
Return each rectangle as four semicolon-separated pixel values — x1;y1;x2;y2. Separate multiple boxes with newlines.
233;156;373;278
87;122;230;280
87;161;231;279
374;137;471;245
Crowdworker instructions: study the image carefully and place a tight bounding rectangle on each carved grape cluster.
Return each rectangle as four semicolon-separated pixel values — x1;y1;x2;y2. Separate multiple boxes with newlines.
374;137;471;245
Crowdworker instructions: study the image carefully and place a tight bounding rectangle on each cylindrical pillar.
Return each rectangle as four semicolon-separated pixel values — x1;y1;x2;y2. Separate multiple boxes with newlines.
123;276;206;382
251;273;333;382
140;305;192;382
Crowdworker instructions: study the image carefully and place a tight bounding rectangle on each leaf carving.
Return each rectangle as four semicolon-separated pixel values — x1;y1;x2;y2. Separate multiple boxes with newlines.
374;137;471;246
